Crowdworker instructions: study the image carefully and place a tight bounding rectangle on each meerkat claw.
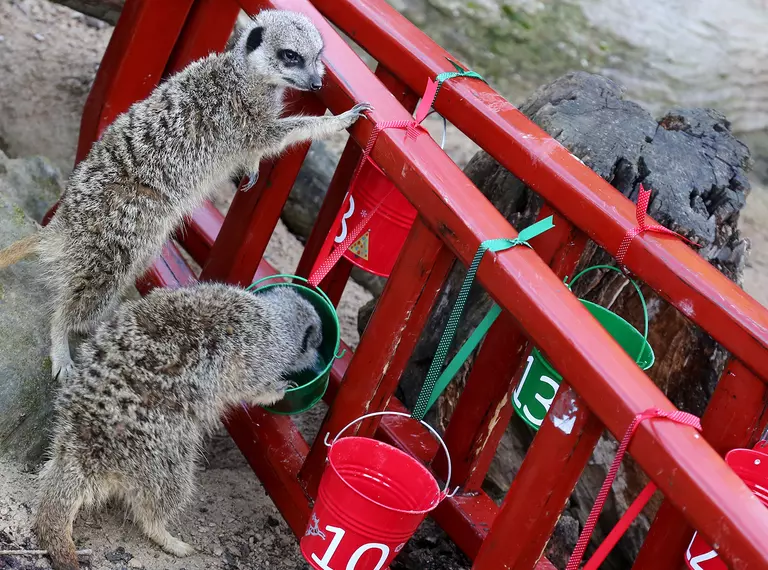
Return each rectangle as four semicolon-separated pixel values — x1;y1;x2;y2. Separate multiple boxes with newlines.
241;171;259;192
52;359;74;382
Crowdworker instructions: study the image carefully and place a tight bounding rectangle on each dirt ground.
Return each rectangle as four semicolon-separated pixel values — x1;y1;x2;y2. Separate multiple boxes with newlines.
0;1;767;569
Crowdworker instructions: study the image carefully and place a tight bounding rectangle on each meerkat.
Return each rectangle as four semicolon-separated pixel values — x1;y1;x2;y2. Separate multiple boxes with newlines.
34;282;323;570
0;9;371;382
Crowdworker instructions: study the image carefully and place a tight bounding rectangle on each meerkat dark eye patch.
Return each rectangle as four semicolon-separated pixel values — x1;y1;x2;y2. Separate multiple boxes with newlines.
278;49;305;68
301;324;316;353
245;26;263;53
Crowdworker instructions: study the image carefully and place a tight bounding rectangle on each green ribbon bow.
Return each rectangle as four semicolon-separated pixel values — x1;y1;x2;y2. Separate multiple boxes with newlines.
426;58;488;110
411;216;556;420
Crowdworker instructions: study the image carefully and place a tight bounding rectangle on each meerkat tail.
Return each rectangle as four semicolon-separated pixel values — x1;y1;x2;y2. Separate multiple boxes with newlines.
0;233;41;268
35;464;85;570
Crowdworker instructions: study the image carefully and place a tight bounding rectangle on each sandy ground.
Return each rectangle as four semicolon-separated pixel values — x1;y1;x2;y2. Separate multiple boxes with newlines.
0;1;766;569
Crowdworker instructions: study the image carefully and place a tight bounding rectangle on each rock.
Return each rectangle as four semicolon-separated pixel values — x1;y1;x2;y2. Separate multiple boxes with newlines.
359;71;752;568
281;141;337;242
0;152;63;223
0;151;64;464
104;547;132;564
0;196;55;464
48;0;123;25
127;557;143;568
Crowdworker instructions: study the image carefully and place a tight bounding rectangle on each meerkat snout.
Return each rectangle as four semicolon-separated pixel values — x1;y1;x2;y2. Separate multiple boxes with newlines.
239;10;326;92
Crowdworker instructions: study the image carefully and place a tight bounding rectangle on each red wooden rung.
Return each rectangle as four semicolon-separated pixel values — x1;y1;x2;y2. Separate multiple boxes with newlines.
56;0;768;568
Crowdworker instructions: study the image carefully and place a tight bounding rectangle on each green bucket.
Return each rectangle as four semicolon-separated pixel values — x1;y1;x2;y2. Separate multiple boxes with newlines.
512;265;655;430
246;274;342;415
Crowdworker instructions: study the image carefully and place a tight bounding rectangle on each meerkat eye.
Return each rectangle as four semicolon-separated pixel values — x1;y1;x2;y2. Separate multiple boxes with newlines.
279;49;304;67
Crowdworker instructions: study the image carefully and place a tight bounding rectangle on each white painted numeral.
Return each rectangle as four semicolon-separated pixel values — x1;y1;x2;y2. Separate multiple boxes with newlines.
312;525;346;570
512;356;560;427
310;524;391;570
334;196;356;243
686;533;719;569
512;355;534;409
346;542;390;570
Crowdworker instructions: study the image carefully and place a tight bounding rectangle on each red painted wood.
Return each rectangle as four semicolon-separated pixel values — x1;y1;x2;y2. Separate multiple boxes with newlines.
434;209;587;490
311;0;768;386
175;202;222;266
294;138;363;279
63;0;768;566
42;0;194;226
225;405;313;537
136;241;198;293
432;309;525;489
163;0;240;76
633;359;768;570
299;218;453;494
243;2;768;565
467;213;595;570
475;386;604;570
78;0;195;163
295;64;419;303
315;257;353;306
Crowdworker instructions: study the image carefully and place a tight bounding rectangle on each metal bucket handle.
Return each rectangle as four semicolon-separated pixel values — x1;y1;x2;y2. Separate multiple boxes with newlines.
565;264;649;361
425;109;448;149
324;411;457;499
246;274;346;359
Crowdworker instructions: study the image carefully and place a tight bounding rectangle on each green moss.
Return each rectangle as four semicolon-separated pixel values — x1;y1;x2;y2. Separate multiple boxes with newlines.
42;356;52;372
397;0;645;105
0;283;5;301
12;204;26;226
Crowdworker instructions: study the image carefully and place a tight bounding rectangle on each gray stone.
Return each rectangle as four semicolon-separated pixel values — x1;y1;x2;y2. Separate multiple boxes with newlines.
282;141;337;242
0;193;55;464
48;0;123;25
0;152;64;223
0;151;64;464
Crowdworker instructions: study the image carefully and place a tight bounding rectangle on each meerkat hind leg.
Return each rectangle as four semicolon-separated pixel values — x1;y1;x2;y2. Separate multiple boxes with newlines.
127;491;195;557
50;309;74;382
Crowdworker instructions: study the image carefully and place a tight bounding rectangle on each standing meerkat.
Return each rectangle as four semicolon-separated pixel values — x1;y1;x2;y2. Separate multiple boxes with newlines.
35;283;323;570
0;9;371;381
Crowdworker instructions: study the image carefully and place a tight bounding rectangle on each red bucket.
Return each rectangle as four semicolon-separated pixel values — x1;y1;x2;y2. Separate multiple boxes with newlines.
685;446;768;569
322;158;417;278
300;412;452;570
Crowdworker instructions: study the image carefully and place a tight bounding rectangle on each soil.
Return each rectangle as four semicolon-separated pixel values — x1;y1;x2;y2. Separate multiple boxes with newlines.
0;1;766;569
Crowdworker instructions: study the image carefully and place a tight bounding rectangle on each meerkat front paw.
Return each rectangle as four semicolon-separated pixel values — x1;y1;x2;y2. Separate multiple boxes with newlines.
240;170;259;192
337;102;374;129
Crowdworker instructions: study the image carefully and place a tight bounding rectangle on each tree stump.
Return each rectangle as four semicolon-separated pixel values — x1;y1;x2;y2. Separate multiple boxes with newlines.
357;71;752;568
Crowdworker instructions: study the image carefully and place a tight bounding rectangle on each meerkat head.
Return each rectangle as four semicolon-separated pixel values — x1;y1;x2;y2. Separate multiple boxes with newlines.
236;10;325;92
255;287;324;377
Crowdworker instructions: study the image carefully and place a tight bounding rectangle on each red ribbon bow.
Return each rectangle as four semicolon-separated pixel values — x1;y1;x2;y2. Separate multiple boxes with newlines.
616;184;700;265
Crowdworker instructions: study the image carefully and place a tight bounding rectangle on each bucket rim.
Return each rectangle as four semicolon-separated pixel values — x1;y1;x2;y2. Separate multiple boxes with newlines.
327;437;443;515
327;411;455;498
531;299;655;376
246;275;342;394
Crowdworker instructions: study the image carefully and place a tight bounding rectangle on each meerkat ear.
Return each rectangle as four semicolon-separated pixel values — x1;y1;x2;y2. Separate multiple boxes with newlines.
245;26;264;53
